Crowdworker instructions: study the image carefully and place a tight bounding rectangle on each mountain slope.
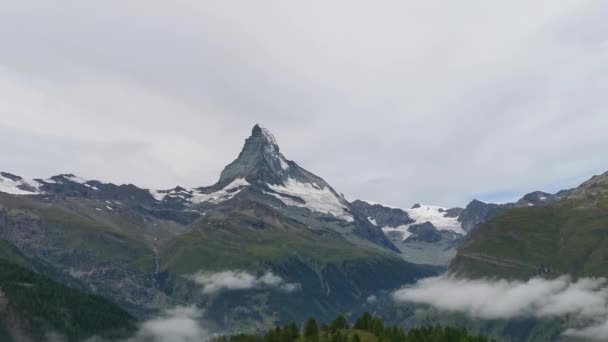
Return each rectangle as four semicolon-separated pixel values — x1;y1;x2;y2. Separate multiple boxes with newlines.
457;189;573;233
150;124;398;253
0;240;136;342
350;201;465;265
450;171;608;279
0;124;439;332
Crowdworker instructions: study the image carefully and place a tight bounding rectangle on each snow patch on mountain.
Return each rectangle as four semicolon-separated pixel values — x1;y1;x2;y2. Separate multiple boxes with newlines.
260;125;290;172
61;174;88;184
0;174;41;195
258;124;278;147
268;178;354;222
404;205;465;234
191;178;249;204
149;189;169;201
382;225;412;240
149;178;250;204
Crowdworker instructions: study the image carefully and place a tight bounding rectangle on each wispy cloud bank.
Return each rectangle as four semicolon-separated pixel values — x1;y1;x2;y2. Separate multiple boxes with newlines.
189;270;301;294
393;275;608;340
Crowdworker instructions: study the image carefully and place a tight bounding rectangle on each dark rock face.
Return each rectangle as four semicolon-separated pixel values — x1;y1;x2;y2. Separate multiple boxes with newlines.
444;207;464;218
457;188;575;232
567;171;608;199
34;175;158;206
215;124;334;191
457;200;508;232
515;191;564;207
0;173;22;182
350;200;414;228
218;124;292;186
405;222;443;243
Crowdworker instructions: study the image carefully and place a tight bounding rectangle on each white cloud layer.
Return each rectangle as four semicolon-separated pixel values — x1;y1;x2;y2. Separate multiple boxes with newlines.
189;270;301;294
1;1;608;207
393;276;608;340
82;306;211;342
128;306;209;342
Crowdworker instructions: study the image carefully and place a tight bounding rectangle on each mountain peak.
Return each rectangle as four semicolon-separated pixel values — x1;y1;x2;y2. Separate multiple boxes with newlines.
251;124;278;145
218;124;290;185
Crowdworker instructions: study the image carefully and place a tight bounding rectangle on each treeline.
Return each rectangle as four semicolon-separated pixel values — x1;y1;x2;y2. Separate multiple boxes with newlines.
215;312;493;342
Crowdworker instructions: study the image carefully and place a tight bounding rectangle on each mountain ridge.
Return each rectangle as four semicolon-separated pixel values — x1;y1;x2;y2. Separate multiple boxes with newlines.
0;124;441;333
450;170;608;279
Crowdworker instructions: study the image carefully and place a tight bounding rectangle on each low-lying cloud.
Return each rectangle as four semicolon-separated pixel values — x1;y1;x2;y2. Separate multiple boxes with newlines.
393;275;608;340
83;306;211;342
127;306;209;342
189;270;301;294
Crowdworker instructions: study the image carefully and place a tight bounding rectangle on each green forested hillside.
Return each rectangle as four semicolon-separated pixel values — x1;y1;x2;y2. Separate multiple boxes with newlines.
451;172;608;279
0;241;136;341
214;312;493;342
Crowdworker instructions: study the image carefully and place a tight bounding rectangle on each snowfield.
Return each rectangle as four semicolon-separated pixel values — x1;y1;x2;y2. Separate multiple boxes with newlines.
360;200;465;240
268;178;354;222
404;205;465;235
150;178;250;204
0;174;41;195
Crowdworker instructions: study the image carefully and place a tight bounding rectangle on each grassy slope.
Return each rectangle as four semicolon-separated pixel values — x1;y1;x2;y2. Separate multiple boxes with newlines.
0;194;155;272
160;203;408;273
159;204;440;332
451;191;608;279
0;241;136;341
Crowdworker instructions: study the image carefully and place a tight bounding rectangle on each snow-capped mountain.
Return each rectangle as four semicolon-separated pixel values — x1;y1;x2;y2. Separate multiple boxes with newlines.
0;125;440;331
0;172;42;195
0;124;396;252
350;200;466;265
352;200;465;241
146;124;357;223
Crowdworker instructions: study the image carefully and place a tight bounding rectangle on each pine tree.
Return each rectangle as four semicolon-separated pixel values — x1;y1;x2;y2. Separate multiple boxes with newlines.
353;312;372;331
304;317;319;342
330;314;349;332
280;322;299;342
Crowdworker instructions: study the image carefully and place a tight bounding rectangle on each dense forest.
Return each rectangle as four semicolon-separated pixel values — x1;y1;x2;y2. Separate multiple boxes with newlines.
0;257;136;341
214;312;493;342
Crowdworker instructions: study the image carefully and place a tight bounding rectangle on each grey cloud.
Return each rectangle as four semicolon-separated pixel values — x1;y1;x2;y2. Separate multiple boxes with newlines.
189;270;301;294
1;1;607;207
393;276;608;340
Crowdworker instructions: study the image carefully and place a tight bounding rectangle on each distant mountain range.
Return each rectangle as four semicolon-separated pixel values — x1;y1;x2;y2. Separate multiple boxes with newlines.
0;124;603;341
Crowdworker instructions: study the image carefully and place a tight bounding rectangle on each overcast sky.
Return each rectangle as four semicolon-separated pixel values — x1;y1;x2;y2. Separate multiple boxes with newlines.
1;1;607;207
